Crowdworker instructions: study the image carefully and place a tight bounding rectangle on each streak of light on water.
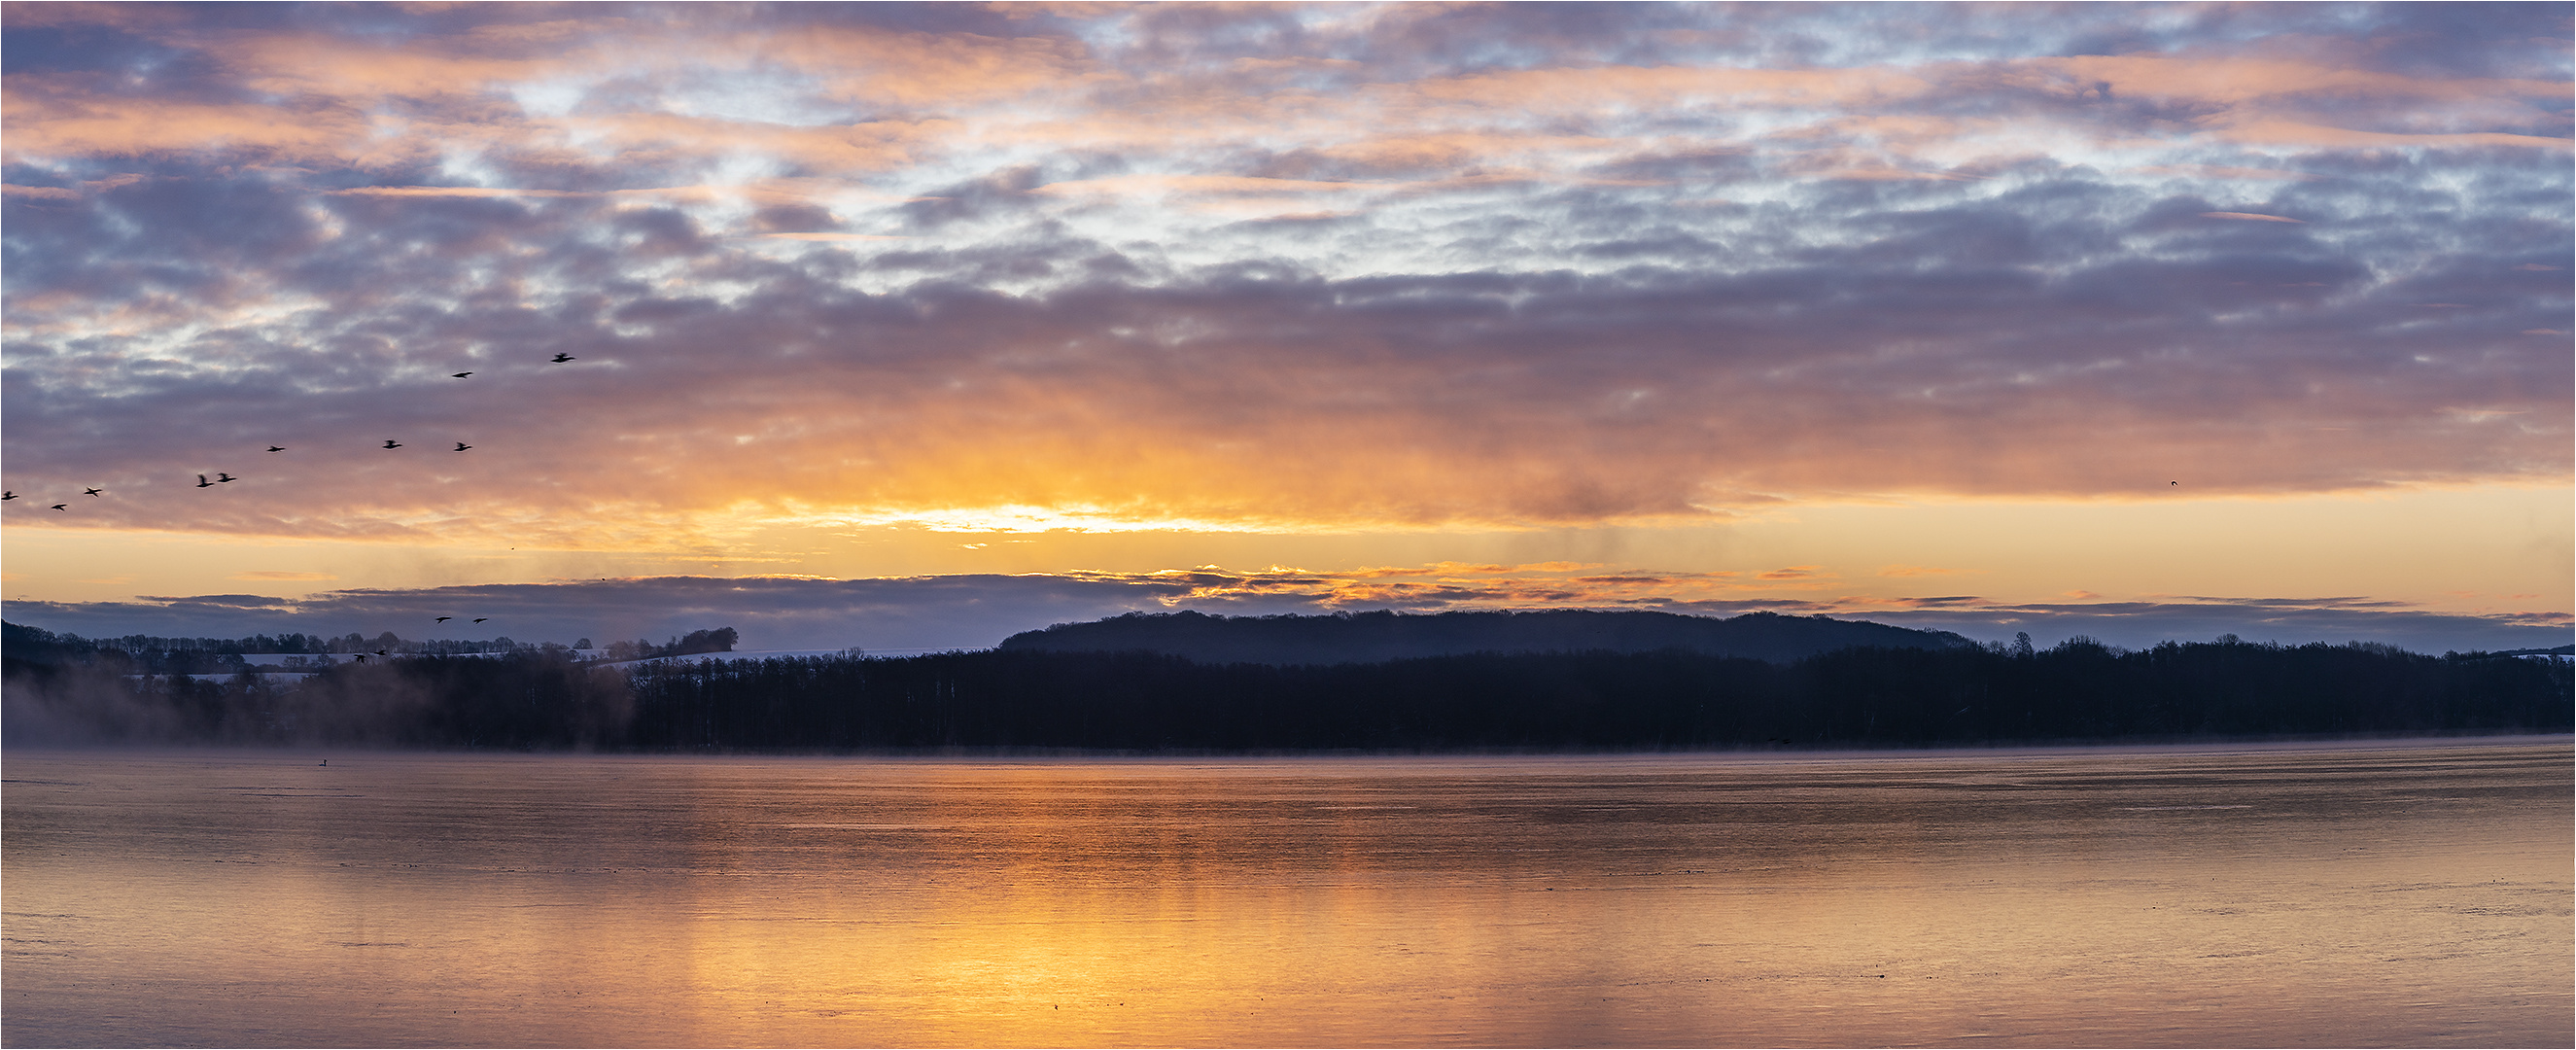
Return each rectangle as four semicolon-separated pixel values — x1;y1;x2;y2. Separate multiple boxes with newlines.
4;738;2568;1047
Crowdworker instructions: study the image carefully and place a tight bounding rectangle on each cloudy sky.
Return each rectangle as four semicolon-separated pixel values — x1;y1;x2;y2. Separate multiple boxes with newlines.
3;2;2567;652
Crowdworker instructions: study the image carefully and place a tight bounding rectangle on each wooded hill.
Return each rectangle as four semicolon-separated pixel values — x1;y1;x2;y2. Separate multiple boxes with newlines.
1000;610;1975;665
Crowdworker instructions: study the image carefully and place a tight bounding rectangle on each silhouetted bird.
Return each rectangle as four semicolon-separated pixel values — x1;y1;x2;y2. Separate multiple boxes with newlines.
48;504;65;510
472;617;488;623
550;353;574;363
2;491;15;500
375;649;389;656
195;474;214;488
452;372;472;378
83;488;101;497
266;445;285;453
2171;480;2177;485
435;616;452;623
383;439;402;449
216;472;234;483
454;442;471;451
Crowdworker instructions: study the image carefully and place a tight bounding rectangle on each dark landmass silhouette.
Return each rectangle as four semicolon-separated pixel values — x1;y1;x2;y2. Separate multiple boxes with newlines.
2478;645;2576;658
5;619;2566;752
1000;609;1976;665
0;623;734;675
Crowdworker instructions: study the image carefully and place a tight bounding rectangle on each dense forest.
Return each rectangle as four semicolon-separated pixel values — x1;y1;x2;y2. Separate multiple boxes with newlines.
5;618;2565;751
1000;609;1974;664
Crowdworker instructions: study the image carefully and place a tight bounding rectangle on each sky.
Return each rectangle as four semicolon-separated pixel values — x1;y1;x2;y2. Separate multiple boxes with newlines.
2;1;2568;654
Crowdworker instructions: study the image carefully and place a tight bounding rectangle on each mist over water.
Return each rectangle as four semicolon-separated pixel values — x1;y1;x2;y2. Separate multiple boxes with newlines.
5;740;2568;1047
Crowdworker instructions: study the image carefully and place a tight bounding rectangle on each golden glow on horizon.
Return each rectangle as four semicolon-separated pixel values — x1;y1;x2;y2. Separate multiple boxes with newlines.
5;485;2563;630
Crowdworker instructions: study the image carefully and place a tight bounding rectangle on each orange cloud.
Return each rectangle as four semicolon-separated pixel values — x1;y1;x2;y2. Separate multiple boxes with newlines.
1;96;371;162
2038;54;2564;107
1056;561;1861;612
2209;119;2570;151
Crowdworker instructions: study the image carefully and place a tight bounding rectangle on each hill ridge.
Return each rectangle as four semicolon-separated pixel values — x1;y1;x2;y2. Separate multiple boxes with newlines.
998;609;1975;666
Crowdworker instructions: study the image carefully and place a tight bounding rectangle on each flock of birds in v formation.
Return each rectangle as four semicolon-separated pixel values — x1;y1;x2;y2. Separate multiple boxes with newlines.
3;354;583;642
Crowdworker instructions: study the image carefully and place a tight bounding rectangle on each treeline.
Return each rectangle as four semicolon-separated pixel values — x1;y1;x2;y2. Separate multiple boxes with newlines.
599;628;740;662
4;632;2566;751
0;622;551;675
0;622;739;677
1000;609;1975;665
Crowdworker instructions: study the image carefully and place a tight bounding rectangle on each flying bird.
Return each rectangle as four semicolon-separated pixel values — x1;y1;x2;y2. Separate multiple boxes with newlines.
472;617;488;623
2170;480;2178;485
1;491;14;500
216;472;234;483
266;446;285;453
549;353;574;364
383;439;402;449
454;442;471;452
48;504;66;510
435;616;452;623
195;474;214;488
83;488;101;497
452;372;472;378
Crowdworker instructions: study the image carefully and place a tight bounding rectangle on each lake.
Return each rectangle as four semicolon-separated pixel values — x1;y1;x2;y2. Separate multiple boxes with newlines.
4;739;2568;1047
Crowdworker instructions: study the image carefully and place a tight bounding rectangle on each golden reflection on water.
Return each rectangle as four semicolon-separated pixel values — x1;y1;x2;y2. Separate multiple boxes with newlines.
5;741;2569;1047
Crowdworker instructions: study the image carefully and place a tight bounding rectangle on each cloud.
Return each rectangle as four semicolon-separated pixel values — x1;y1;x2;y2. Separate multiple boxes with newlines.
0;3;2565;548
2135;165;2318;182
752;232;904;242
327;187;596;198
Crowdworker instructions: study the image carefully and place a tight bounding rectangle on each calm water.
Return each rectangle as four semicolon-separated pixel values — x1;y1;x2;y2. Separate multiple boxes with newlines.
4;740;2568;1048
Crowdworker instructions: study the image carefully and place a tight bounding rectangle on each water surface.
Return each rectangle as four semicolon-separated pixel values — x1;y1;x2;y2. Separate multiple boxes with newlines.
6;740;2568;1047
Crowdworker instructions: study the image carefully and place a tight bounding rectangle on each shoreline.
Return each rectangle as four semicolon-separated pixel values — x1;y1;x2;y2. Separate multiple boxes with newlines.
9;730;2568;763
